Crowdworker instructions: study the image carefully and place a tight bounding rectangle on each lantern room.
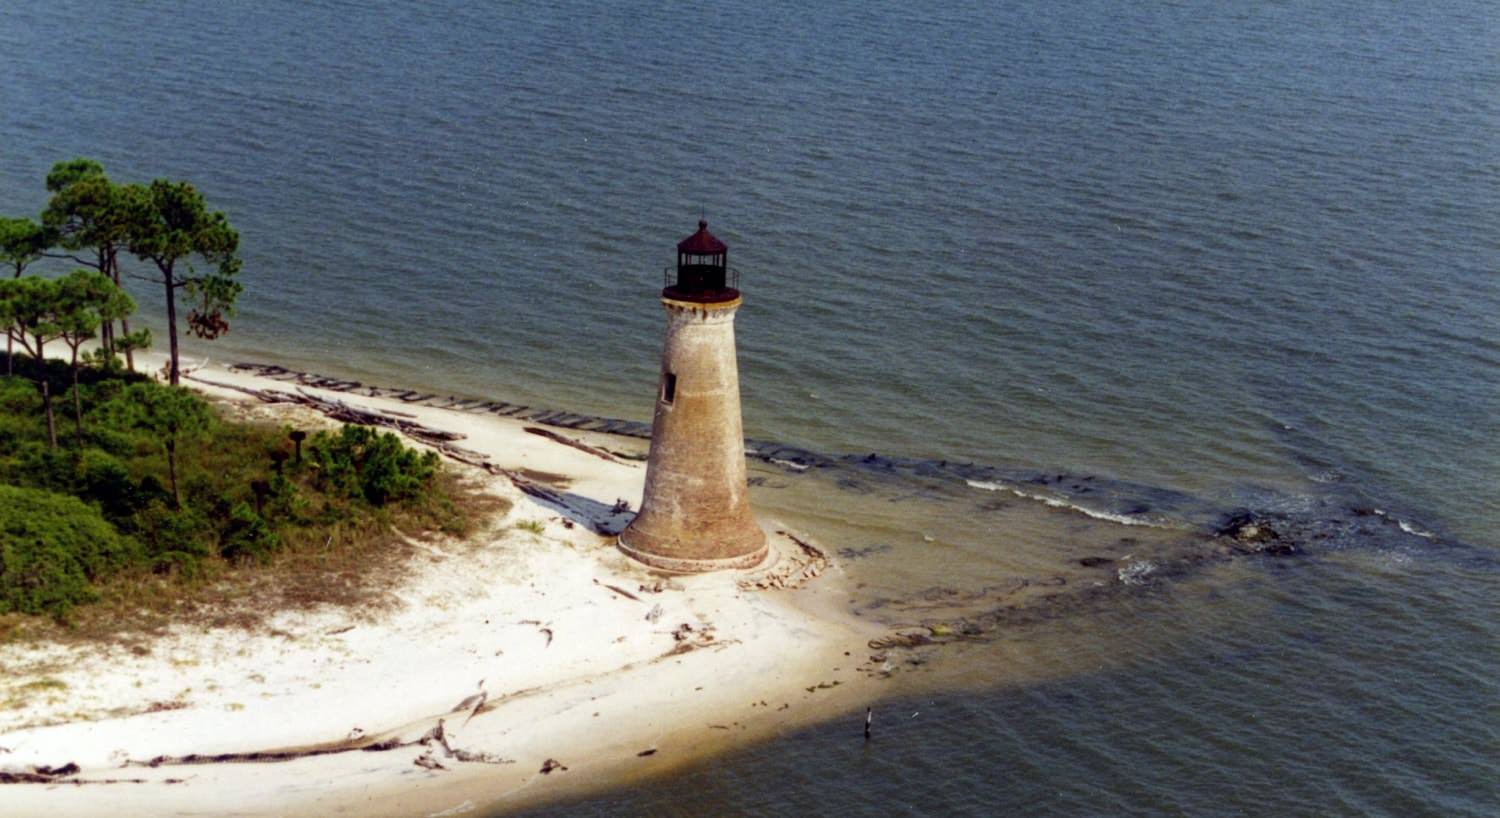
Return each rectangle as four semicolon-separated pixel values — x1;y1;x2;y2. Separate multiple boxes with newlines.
663;219;739;303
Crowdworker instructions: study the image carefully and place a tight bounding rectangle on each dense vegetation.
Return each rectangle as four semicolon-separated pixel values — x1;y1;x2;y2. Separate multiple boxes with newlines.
0;159;472;623
0;359;464;619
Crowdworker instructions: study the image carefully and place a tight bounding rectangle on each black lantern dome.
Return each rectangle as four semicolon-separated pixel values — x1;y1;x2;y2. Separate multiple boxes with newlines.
663;220;739;302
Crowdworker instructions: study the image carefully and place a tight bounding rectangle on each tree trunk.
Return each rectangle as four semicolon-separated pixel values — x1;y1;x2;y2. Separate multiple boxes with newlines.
38;337;57;449
164;265;179;386
98;246;115;360
120;313;135;373
110;246;135;372
167;439;180;508
7;267;20;376
71;345;84;446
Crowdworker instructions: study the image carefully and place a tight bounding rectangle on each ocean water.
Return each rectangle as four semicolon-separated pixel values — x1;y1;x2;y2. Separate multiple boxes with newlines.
2;1;1497;815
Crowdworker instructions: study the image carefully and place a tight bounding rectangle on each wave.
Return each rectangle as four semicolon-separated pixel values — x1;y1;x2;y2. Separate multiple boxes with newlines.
966;480;1165;528
1373;508;1437;540
1117;559;1158;585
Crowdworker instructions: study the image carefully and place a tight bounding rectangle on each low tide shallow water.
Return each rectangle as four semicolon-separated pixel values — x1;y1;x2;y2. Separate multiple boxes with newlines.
2;0;1497;814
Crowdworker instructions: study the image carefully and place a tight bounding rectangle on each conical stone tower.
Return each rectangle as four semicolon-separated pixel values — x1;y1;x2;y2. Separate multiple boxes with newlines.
618;220;767;572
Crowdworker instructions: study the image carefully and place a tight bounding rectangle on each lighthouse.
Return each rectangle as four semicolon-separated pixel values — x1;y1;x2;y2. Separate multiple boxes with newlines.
618;220;768;572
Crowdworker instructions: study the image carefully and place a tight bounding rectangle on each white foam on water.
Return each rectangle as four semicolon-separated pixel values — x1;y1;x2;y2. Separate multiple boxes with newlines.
770;458;811;472
1373;508;1437;539
1397;521;1436;539
1117;560;1157;586
966;480;1163;527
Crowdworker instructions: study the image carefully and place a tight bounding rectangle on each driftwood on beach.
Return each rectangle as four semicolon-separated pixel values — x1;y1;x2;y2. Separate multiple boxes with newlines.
225;362;658;439
187;374;625;535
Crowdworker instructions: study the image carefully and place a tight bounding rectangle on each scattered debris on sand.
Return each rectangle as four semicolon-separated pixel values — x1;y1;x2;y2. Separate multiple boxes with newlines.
739;531;830;591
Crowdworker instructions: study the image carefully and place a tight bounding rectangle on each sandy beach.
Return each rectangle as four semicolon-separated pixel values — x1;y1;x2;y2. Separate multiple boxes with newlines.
0;354;883;817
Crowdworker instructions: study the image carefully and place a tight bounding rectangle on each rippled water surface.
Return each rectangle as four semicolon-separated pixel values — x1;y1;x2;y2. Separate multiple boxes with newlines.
2;1;1496;815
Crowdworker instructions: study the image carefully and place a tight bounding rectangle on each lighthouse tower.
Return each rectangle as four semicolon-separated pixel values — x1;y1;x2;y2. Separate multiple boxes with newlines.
618;220;768;572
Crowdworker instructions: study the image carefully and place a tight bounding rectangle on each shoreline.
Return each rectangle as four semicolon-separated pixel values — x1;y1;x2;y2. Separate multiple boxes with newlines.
0;354;884;817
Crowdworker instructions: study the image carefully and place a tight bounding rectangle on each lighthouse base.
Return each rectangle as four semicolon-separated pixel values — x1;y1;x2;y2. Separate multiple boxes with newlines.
616;528;768;574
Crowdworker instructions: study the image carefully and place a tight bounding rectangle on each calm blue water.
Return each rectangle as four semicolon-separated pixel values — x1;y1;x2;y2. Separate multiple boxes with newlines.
2;1;1496;815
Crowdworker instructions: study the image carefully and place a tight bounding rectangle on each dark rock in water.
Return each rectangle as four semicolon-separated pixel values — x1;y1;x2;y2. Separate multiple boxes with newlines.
1124;504;1150;515
1216;511;1281;543
1079;556;1114;568
1214;511;1306;556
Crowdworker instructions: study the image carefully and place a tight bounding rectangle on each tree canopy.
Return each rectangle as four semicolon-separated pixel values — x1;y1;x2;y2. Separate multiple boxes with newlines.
0;275;68;446
0;217;48;278
0;270;138;448
126;179;242;385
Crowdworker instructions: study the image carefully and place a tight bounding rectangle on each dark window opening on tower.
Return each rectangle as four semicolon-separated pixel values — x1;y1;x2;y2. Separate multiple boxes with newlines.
661;372;677;405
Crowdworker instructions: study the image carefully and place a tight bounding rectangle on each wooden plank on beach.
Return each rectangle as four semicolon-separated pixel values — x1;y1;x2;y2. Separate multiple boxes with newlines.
523;426;621;463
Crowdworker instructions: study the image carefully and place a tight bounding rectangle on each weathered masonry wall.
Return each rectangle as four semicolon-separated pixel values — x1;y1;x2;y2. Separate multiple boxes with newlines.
618;296;767;572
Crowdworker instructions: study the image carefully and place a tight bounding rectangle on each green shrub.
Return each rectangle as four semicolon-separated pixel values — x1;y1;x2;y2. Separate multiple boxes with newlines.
0;377;38;414
6;442;80;495
0;485;141;616
263;472;306;522
76;449;140;520
220;502;280;562
309;425;439;506
130;500;214;576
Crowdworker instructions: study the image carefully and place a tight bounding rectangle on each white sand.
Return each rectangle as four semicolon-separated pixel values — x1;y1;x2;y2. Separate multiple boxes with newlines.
0;354;879;816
